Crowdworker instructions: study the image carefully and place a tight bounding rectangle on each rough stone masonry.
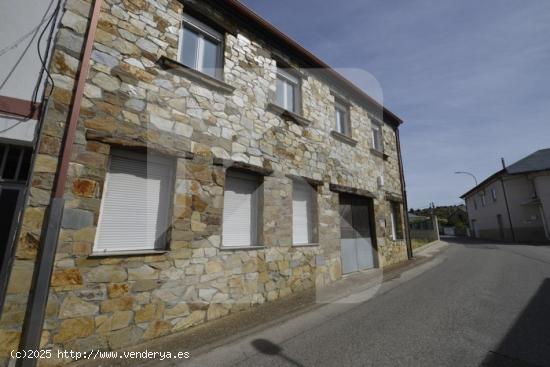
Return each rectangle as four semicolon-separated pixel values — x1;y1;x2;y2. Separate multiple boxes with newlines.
0;0;408;364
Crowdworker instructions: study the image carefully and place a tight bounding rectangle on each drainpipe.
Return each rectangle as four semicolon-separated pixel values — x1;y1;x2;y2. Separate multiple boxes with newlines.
500;176;516;243
18;1;102;365
395;128;413;259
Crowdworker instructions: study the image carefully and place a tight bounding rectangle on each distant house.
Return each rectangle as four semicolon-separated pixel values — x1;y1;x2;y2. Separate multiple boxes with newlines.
460;149;550;243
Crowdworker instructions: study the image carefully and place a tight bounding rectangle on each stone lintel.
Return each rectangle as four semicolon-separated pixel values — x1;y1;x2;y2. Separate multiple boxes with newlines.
86;130;194;159
212;157;273;176
385;192;403;203
157;57;235;94
286;173;324;187
329;183;377;199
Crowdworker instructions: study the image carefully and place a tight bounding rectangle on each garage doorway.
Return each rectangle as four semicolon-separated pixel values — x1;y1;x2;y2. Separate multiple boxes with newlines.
339;194;378;274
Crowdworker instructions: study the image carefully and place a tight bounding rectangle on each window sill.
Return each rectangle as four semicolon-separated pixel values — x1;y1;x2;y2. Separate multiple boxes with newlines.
292;243;320;248
266;103;311;127
157;56;235;94
330;130;357;146
371;148;389;160
219;245;266;251
89;250;168;258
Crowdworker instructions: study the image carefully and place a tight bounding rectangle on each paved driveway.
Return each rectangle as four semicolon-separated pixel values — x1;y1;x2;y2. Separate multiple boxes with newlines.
182;238;550;367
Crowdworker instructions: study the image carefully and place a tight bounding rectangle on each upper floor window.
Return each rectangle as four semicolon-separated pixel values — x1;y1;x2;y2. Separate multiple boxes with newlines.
491;188;497;202
276;68;300;113
372;122;384;152
480;193;486;207
179;14;223;79
335;100;351;136
473;198;478;210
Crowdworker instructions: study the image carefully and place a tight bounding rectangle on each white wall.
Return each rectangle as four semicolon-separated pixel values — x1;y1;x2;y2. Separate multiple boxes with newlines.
465;175;548;242
465;178;512;240
0;0;61;143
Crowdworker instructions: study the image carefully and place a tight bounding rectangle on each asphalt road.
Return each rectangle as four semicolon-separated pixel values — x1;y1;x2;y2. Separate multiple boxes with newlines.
184;238;550;367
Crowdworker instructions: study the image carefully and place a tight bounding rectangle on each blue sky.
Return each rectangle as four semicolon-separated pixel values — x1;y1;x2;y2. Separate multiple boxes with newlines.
241;0;550;209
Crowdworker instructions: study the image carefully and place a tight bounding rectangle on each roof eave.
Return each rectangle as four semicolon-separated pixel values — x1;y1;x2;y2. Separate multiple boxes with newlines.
222;0;404;127
460;169;506;199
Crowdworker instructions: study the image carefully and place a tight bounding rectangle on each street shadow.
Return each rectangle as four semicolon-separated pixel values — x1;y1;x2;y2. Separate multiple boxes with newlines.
251;339;306;367
481;278;550;367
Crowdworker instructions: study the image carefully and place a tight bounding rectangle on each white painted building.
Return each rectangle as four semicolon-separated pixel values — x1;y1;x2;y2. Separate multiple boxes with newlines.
0;0;62;296
461;149;550;243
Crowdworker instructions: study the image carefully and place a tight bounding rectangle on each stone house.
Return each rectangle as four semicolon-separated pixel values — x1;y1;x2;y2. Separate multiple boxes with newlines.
461;149;550;243
0;0;410;363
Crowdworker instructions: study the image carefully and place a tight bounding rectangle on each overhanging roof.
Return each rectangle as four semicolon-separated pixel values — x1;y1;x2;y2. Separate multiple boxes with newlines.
506;148;550;174
460;148;550;199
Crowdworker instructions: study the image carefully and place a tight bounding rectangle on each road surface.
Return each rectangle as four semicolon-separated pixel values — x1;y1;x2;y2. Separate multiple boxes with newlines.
183;238;550;367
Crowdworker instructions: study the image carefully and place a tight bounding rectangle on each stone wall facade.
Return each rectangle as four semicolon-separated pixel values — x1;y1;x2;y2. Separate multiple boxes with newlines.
0;0;408;363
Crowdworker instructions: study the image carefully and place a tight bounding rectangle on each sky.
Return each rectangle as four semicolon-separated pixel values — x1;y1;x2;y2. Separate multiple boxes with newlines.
241;0;550;209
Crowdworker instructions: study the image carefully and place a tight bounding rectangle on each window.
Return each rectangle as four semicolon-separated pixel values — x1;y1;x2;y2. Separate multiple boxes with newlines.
94;150;174;253
372;123;384;152
179;14;223;79
335;100;351;136
292;181;317;245
481;193;486;207
473;198;478;210
222;170;261;247
390;202;403;240
491;188;497;202
0;144;32;182
276;68;300;113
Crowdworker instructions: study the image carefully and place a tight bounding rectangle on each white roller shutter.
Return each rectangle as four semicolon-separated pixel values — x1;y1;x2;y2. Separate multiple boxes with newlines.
293;181;315;245
94;150;173;253
222;171;260;247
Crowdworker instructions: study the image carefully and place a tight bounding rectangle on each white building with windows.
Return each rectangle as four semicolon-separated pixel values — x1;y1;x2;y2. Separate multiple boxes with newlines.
461;149;550;243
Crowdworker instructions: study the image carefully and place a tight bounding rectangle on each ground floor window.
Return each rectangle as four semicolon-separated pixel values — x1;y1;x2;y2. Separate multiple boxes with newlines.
390;201;404;240
93;150;174;254
0;143;33;304
292;180;317;245
222;170;262;247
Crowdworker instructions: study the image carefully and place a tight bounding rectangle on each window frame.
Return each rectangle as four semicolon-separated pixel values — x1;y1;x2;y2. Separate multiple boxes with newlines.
372;122;384;153
276;68;301;114
481;193;486;207
292;180;318;246
390;201;404;241
334;99;351;137
221;170;263;248
93;149;175;255
491;188;497;202
178;13;224;80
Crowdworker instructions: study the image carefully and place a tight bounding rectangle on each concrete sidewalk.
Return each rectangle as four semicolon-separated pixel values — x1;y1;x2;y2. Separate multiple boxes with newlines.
75;241;449;367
